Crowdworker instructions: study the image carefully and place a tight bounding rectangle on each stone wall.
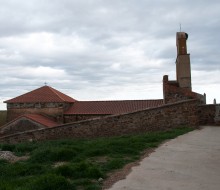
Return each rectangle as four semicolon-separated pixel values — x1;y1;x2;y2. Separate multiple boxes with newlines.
6;102;74;123
0;99;200;144
0;118;45;137
64;114;109;123
214;105;220;125
198;104;220;125
163;75;205;104
198;104;216;125
6;107;64;123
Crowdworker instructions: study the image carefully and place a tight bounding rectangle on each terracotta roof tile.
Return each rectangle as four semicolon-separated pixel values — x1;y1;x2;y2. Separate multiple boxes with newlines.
65;100;163;115
23;114;58;127
2;114;58;128
4;86;76;103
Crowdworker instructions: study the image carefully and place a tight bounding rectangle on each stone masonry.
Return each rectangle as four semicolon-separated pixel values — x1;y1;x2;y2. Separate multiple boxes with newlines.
0;99;200;144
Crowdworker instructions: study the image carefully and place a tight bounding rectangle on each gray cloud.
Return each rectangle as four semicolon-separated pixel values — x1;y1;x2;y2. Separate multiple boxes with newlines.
0;0;220;109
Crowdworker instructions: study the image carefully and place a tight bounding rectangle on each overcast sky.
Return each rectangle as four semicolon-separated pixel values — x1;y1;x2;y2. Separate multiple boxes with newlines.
0;0;220;109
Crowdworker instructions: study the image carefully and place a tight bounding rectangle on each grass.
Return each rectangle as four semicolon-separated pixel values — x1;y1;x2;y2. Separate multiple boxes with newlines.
0;127;193;190
0;111;7;127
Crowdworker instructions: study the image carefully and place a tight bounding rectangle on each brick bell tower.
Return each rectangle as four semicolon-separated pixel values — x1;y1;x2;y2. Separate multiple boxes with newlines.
176;32;192;90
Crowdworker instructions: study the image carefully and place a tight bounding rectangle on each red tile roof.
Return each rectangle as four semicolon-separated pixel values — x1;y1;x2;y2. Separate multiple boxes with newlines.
65;100;163;115
23;114;58;127
2;114;58;128
4;86;76;103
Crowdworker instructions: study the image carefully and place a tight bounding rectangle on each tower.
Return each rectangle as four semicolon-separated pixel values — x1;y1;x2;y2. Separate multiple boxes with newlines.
176;32;192;90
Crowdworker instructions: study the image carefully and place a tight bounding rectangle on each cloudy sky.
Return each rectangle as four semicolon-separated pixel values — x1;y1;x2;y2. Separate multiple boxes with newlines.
0;0;220;109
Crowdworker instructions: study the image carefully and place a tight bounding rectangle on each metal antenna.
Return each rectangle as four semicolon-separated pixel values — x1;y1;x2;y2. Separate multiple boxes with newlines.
44;82;47;86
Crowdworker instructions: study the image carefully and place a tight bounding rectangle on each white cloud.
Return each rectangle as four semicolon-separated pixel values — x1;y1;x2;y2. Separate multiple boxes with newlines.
0;32;90;57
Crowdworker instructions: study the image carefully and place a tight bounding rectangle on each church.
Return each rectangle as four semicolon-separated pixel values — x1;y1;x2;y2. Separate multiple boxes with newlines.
0;32;206;136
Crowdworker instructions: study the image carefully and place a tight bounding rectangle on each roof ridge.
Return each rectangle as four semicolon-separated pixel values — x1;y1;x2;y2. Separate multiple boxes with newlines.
47;86;66;102
4;85;76;103
48;86;76;102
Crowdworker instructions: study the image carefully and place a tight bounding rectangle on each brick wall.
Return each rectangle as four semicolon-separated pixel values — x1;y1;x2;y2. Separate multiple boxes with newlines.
0;99;200;144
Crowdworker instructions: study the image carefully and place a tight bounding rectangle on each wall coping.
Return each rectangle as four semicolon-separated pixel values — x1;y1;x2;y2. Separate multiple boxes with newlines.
198;104;220;107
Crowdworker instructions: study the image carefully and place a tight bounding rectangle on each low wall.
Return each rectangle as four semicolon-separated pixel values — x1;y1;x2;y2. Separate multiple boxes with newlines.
198;104;220;125
0;100;200;144
198;104;216;125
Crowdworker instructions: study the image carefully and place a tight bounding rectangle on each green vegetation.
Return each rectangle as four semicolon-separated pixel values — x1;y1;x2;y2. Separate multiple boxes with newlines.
0;127;193;190
0;111;7;127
